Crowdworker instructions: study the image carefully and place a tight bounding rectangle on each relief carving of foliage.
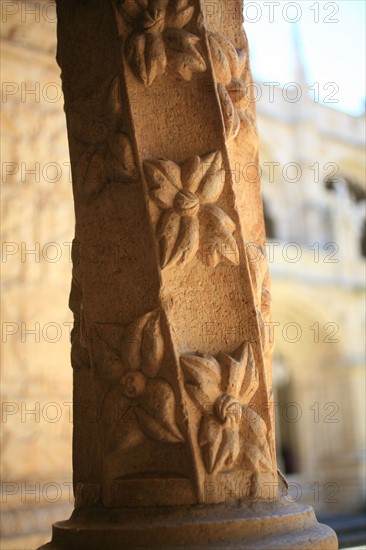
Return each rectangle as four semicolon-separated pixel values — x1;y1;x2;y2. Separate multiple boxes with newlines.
121;309;164;377
144;152;240;269
207;30;256;142
208;32;246;85
136;378;184;442
121;0;206;85
245;243;273;357
181;342;271;475
100;309;184;453
67;76;122;145
68;74;139;200
217;84;241;141
76;132;139;200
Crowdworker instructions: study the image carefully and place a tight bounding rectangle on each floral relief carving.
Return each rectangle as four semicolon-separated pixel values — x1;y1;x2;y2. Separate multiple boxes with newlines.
119;0;206;85
181;342;272;476
76;131;139;200
246;243;273;357
68;76;139;200
101;309;184;453
144;152;240;268
207;31;256;141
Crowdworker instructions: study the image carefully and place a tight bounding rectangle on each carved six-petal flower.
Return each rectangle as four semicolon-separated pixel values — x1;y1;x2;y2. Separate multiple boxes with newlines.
181;342;272;475
121;0;206;85
101;309;184;452
144;152;240;268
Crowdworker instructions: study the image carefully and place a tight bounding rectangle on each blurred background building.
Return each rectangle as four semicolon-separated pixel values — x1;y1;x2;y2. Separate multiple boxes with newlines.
1;1;365;548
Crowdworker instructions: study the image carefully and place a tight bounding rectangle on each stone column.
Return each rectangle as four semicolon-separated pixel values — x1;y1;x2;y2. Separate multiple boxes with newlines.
41;0;337;548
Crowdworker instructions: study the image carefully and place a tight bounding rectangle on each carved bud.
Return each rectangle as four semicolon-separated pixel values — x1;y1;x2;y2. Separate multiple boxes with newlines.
141;9;165;34
120;371;147;399
173;189;200;216
214;394;242;425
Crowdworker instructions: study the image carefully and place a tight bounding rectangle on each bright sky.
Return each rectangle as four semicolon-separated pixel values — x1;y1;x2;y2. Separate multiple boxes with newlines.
244;0;366;115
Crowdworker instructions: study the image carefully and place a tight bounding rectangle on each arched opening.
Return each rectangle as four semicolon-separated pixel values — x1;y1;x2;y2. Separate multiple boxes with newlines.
276;380;300;474
324;175;366;259
361;219;366;258
324;175;366;202
273;358;300;474
263;199;276;239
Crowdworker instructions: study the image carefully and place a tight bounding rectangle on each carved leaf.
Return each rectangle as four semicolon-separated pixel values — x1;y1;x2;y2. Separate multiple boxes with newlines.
198;416;222;473
144;159;181;208
144;33;168;86
157;210;181;267
103;398;145;453
207;33;232;85
199;416;241;473
180;155;201;193
256;308;272;358
217;83;240;140
246;243;265;304
89;338;125;383
166;216;199;268
102;387;130;428
238;344;258;403
196;152;224;204
136;378;184;443
181;354;221;406
261;287;271;318
209;32;246;81
102;388;143;452
200;204;239;266
238;106;256;126
121;309;162;372
164;28;206;80
167;2;194;29
106;133;138;182
125;32;148;85
141;311;164;377
76;150;106;199
244;410;272;472
180;151;220;195
214;425;240;472
234;48;247;79
217;342;250;399
105;74;123;117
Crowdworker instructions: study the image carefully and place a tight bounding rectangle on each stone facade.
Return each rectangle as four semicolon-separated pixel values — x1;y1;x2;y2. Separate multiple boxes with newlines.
257;72;366;511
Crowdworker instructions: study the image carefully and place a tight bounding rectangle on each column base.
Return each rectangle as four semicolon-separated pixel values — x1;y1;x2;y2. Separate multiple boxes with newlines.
38;498;338;550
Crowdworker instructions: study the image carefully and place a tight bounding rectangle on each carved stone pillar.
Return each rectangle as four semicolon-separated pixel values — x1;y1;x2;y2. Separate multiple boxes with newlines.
40;0;337;548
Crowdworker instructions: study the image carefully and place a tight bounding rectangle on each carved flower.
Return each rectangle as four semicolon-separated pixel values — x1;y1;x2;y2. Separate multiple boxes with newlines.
181;342;272;475
101;309;184;452
208;31;256;141
144;151;240;268
121;0;206;85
